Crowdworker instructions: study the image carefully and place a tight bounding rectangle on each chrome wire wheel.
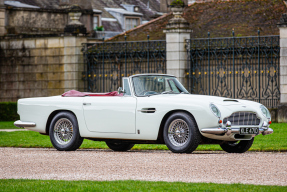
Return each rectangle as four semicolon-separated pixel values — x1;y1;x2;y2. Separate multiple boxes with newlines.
53;118;74;145
168;119;190;147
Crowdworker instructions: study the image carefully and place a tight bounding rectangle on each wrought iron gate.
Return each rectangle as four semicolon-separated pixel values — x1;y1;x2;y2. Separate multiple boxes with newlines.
82;38;166;92
186;32;280;108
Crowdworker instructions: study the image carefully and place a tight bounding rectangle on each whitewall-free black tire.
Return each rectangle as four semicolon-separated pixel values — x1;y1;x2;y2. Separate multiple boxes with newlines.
106;142;134;152
220;138;254;153
49;112;83;151
163;112;201;153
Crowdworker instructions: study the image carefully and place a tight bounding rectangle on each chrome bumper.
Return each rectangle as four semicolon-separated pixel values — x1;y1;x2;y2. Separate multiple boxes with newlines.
201;127;273;136
14;120;36;128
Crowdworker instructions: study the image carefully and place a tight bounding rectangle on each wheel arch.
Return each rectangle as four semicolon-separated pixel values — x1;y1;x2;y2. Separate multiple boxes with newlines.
157;109;199;143
45;110;78;135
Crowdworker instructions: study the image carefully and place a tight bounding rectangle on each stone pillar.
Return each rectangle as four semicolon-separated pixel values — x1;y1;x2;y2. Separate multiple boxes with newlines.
0;0;5;36
64;4;87;36
277;13;287;122
164;6;191;84
63;36;87;92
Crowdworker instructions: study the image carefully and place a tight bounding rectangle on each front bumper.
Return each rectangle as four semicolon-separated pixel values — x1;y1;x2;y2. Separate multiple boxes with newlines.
201;127;273;136
14;120;36;128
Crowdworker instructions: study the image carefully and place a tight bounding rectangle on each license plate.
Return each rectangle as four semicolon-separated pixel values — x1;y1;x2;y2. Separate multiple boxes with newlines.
240;127;259;135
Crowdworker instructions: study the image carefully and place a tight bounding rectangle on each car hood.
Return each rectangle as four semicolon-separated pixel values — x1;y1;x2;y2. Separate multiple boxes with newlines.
150;94;261;113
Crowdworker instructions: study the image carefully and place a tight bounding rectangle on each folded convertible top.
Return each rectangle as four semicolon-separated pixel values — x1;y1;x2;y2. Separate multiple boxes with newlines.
62;90;123;97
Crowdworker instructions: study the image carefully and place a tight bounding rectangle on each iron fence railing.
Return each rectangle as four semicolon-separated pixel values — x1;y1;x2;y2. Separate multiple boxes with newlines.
82;36;166;92
186;31;280;108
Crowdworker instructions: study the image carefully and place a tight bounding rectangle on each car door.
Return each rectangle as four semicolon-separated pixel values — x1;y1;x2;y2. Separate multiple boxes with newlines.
83;78;136;134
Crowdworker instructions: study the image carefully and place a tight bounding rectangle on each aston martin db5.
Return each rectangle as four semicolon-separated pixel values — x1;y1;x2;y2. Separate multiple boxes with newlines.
14;74;273;153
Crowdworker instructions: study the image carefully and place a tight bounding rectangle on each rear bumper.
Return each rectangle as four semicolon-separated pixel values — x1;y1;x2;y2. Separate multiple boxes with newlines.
14;120;36;128
201;127;273;136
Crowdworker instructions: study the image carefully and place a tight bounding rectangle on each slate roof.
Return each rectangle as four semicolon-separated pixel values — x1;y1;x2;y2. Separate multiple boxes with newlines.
4;0;162;33
102;20;122;32
4;0;161;20
90;0;160;20
5;0;92;10
104;7;143;16
4;1;40;8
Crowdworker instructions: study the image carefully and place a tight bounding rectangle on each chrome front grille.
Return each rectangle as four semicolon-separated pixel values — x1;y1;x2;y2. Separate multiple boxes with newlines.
223;112;260;126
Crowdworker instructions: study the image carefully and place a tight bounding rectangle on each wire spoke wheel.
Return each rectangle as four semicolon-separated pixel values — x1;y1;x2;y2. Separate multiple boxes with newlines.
168;119;190;147
163;112;201;153
53;118;74;145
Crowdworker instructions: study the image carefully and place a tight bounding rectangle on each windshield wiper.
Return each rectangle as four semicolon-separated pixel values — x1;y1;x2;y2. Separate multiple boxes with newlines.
145;93;160;97
161;90;175;94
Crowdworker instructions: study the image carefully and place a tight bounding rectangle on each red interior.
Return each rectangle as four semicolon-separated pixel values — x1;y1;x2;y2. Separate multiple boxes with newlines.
62;90;123;97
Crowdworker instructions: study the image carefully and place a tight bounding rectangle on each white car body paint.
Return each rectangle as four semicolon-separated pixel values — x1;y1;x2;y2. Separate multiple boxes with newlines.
16;74;271;142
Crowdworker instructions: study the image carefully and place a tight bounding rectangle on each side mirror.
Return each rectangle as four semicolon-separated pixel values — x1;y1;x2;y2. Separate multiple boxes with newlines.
118;87;125;94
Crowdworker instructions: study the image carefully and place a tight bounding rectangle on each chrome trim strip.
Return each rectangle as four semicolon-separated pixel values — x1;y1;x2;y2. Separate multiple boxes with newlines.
200;128;226;134
138;110;156;112
201;127;273;136
14;120;36;128
130;74;175;78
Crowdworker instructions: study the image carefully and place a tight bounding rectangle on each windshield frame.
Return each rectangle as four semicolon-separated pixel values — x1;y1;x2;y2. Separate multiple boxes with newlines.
131;74;189;97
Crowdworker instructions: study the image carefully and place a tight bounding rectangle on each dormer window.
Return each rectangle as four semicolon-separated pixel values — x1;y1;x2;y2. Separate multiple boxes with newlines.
125;17;140;31
93;16;99;29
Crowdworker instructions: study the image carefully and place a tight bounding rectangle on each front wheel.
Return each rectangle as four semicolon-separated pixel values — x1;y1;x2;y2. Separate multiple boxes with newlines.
163;112;201;153
220;138;254;153
49;112;83;151
106;142;134;152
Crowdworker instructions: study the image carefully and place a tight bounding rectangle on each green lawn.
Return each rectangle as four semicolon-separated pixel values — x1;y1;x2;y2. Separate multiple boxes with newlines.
0;179;286;192
0;121;20;129
0;123;286;151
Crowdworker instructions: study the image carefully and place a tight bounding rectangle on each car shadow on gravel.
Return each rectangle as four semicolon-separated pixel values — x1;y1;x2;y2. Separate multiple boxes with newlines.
65;148;228;154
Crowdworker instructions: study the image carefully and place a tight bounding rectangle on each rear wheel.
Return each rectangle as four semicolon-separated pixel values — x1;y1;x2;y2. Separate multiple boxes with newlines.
106;142;134;152
220;138;254;153
163;112;201;153
49;112;83;151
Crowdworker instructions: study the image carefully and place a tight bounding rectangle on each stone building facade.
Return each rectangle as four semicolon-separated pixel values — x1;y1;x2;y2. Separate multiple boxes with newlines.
0;0;160;102
0;36;87;101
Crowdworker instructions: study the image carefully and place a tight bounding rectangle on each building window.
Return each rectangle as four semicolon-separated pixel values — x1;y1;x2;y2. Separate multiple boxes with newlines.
93;16;99;29
125;18;139;31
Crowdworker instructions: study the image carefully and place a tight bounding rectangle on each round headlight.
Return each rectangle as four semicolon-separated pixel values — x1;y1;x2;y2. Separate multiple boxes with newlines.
260;105;271;119
210;104;221;118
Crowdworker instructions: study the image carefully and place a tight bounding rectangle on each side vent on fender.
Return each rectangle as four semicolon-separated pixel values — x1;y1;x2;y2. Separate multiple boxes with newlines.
138;108;156;113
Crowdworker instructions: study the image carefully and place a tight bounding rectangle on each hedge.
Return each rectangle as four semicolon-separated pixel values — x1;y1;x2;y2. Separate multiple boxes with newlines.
0;102;19;121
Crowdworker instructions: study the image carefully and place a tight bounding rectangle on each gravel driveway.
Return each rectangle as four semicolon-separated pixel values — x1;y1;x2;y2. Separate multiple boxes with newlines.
0;147;286;186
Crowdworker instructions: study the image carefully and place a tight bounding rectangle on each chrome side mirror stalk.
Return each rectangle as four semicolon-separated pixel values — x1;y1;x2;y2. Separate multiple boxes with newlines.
118;87;125;94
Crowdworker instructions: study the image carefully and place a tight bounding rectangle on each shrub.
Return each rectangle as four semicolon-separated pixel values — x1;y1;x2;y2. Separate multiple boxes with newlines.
0;102;19;121
95;26;104;31
170;0;185;7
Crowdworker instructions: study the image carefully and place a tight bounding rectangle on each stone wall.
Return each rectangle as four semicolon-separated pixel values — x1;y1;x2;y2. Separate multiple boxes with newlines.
0;6;4;35
0;36;87;102
5;9;93;35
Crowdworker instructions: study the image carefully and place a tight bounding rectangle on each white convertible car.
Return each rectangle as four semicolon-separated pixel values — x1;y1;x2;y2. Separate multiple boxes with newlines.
14;74;273;153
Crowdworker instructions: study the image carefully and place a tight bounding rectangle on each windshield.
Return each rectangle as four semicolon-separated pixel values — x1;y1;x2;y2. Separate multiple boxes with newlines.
132;75;189;96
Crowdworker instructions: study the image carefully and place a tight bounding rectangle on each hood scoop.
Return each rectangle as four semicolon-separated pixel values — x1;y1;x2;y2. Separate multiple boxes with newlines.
223;99;238;102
